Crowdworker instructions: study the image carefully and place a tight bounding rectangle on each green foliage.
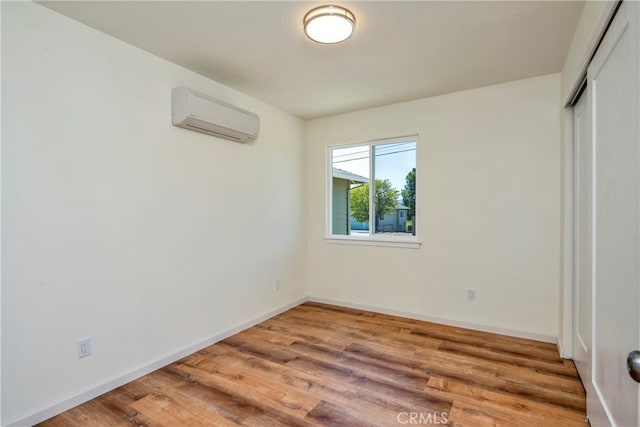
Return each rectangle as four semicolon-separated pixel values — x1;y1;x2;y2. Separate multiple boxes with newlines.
350;179;399;231
401;168;416;219
374;179;399;221
350;184;369;223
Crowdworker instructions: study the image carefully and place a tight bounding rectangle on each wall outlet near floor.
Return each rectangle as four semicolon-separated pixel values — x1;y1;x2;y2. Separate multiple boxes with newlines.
466;288;476;302
77;337;92;358
275;279;281;291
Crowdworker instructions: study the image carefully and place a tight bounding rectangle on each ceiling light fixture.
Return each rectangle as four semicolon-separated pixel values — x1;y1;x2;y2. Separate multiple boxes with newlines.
303;5;355;44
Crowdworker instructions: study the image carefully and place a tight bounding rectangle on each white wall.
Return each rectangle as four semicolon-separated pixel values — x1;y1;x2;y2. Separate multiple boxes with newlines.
1;1;569;423
1;2;306;424
306;74;562;339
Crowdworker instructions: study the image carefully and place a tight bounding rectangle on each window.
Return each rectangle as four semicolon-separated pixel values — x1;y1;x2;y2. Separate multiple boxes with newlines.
328;135;418;247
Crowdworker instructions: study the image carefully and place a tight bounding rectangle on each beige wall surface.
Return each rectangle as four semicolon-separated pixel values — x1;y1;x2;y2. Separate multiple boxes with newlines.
2;2;307;423
306;74;562;339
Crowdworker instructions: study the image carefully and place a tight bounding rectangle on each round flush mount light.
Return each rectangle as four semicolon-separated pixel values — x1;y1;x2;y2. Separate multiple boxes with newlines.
303;5;355;44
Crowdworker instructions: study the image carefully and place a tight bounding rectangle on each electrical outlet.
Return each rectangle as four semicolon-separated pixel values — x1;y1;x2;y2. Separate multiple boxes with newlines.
275;279;281;291
466;288;476;302
77;337;92;358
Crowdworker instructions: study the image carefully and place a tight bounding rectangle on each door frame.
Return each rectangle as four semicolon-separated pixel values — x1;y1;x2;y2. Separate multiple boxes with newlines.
562;1;639;425
560;106;574;359
559;0;619;359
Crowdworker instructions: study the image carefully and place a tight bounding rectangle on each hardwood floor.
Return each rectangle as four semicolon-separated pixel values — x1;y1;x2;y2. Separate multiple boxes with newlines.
38;302;586;426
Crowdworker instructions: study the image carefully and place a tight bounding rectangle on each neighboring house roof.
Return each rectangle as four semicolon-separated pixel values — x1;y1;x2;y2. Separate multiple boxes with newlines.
332;167;368;183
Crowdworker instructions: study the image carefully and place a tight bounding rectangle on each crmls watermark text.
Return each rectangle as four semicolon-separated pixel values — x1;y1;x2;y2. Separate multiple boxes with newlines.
396;411;449;425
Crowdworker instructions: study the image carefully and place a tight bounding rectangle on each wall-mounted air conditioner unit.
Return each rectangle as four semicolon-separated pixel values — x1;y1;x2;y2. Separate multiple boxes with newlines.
172;87;260;143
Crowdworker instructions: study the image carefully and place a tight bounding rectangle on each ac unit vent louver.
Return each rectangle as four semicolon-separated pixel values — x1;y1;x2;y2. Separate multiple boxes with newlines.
172;87;259;143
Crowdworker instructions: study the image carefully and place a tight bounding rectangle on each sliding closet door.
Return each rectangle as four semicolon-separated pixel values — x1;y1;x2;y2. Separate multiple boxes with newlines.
572;91;591;388
587;1;640;425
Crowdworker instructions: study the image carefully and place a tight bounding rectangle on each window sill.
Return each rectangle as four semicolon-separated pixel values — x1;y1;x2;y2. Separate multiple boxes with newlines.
324;236;421;249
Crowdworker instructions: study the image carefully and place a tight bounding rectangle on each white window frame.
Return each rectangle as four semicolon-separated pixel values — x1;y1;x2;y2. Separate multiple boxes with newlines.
325;135;421;249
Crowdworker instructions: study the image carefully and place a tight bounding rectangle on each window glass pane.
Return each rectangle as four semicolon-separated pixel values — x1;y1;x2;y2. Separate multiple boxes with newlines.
331;145;369;235
373;141;416;236
329;136;417;241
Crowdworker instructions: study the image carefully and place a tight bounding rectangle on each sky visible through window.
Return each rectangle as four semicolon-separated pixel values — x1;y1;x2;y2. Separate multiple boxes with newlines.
332;141;416;192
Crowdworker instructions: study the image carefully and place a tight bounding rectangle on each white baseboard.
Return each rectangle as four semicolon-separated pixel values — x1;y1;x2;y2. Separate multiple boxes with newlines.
6;295;558;426
5;297;309;427
308;296;557;344
557;340;571;360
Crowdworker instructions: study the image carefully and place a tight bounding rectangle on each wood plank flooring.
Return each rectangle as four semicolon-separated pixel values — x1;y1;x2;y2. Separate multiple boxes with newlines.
38;302;586;426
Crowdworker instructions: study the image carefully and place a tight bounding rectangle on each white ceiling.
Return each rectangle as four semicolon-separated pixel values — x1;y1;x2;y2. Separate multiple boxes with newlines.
40;1;584;119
